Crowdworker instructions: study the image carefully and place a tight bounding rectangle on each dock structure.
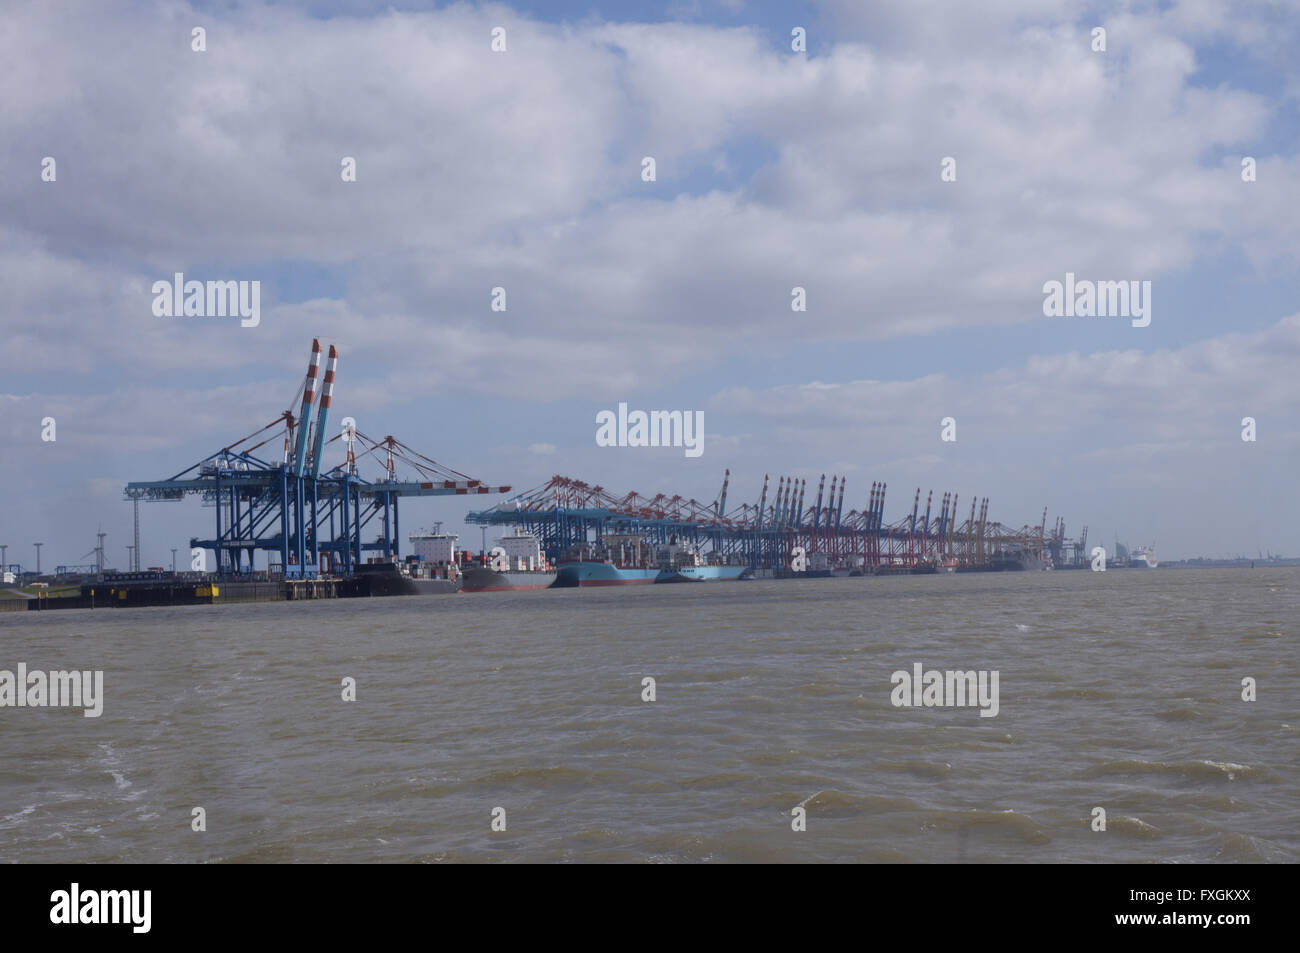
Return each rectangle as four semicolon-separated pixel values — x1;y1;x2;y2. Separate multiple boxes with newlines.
124;339;510;579
468;471;1066;572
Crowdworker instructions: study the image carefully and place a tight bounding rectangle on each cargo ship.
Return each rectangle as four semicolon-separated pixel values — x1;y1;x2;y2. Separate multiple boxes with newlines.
411;575;462;595
354;561;460;595
461;529;557;591
405;526;463;593
554;534;658;587
956;548;1051;572
657;564;748;582
461;566;556;591
804;552;860;578
653;541;749;583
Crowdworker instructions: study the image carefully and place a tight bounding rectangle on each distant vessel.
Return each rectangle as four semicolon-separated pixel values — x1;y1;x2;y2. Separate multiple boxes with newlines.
1130;545;1158;569
461;567;555;591
355;561;460;595
958;548;1051;572
406;525;463;593
656;564;748;582
555;534;659;587
653;540;748;583
556;562;659;586
1114;539;1158;569
805;551;860;578
462;529;557;591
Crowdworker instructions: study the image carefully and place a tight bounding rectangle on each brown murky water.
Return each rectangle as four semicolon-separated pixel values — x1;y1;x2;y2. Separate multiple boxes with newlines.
1;568;1296;862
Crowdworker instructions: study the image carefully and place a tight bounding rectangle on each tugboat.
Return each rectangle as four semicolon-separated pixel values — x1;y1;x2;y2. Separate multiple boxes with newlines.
460;529;557;591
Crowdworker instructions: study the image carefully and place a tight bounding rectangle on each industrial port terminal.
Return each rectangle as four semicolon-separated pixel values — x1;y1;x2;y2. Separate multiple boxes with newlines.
2;339;1095;611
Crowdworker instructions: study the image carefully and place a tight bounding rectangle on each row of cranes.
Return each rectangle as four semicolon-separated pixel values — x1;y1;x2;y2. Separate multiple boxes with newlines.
118;335;1086;578
470;471;1088;571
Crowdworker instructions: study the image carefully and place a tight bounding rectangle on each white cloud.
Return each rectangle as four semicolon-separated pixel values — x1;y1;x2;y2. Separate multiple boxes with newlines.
2;0;1298;559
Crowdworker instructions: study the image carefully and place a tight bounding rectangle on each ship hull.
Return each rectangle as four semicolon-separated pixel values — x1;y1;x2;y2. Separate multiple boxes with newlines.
655;565;748;583
555;562;658;587
460;567;557;592
410;577;462;595
353;563;462;595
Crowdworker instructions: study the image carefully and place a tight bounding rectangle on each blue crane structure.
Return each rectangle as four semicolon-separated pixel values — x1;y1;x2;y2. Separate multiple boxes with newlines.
124;339;509;579
467;472;1056;572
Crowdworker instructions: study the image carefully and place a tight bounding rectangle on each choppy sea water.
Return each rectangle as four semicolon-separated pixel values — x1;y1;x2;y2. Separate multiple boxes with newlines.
1;568;1296;863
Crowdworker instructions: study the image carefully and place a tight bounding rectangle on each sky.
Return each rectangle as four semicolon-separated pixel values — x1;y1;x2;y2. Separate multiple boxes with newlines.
1;0;1298;571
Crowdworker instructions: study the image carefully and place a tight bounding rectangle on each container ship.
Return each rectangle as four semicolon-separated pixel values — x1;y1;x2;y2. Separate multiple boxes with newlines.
354;561;460;595
405;526;464;594
956;547;1052;572
554;534;659;587
805;552;862;577
461;529;557;591
653;541;748;583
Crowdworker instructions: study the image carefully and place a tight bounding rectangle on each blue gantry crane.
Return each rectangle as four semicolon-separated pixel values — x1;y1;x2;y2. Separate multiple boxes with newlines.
124;339;510;579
